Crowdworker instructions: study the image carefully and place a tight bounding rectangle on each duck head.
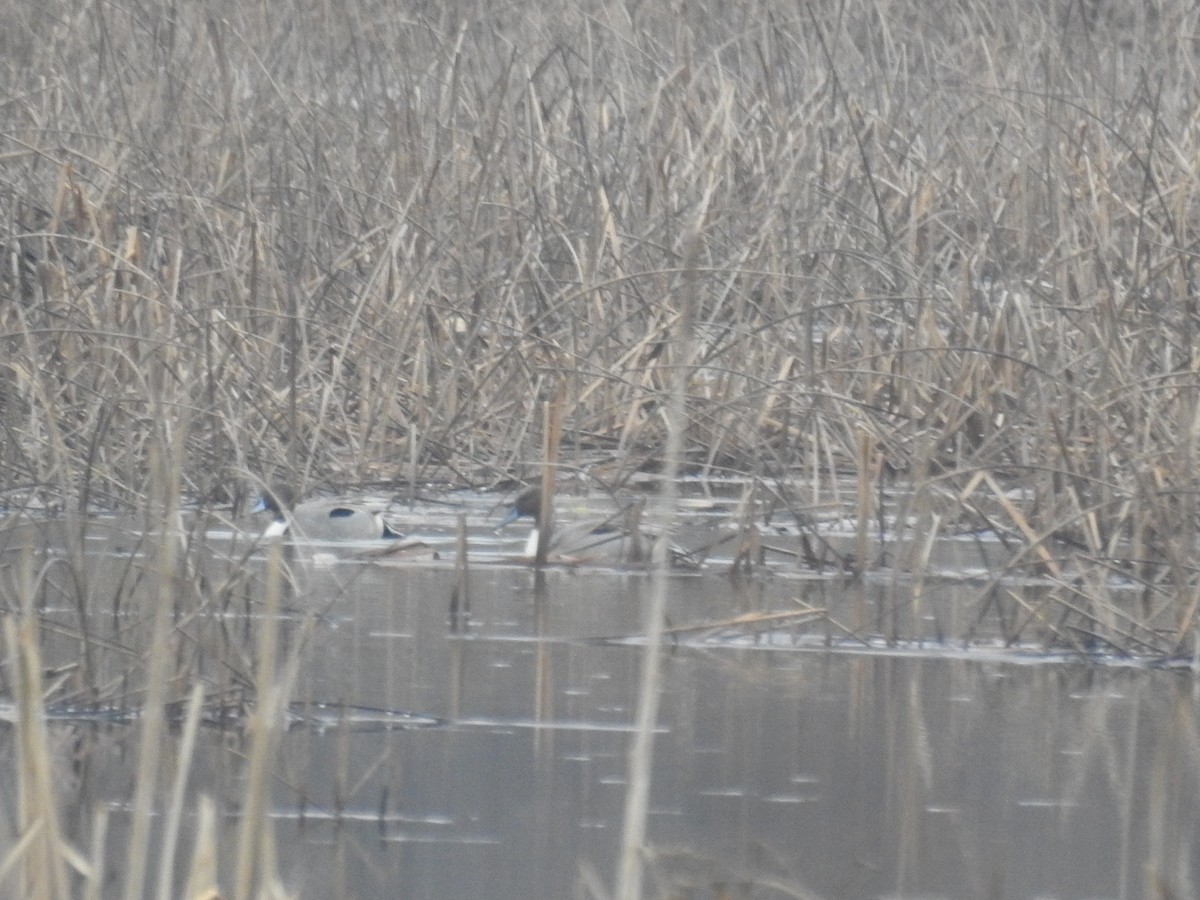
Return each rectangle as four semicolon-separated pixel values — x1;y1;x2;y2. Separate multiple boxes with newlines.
252;484;295;520
499;486;543;528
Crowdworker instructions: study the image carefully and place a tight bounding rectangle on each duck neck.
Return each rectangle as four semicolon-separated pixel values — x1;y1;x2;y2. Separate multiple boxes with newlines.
523;528;540;559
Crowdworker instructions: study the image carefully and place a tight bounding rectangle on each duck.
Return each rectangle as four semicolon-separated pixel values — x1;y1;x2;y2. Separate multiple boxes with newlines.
253;485;403;541
498;486;651;564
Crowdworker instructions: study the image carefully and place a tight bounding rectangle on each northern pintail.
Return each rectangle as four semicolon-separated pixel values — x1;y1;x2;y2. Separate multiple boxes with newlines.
498;486;652;564
253;485;403;541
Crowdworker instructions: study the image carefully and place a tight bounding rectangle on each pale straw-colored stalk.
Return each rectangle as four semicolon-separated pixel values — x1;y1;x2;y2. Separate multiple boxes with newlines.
614;221;701;900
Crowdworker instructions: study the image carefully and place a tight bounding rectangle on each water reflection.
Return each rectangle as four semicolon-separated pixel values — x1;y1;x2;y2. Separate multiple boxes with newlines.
243;563;1200;899
1;519;1198;898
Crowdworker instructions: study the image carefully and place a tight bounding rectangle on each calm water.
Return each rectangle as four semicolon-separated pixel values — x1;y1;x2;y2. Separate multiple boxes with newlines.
1;501;1198;899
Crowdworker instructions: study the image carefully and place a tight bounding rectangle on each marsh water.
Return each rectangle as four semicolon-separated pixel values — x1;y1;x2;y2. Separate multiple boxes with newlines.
4;493;1200;899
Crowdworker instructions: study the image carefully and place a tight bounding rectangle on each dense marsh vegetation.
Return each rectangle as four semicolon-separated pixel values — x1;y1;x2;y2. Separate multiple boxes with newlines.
2;0;1200;895
2;1;1197;564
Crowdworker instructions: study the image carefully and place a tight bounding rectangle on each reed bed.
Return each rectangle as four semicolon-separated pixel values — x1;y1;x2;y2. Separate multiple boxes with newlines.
1;0;1200;893
0;4;1186;486
2;4;1198;628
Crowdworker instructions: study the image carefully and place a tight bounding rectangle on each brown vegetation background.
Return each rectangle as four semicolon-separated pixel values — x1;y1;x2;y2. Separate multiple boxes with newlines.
2;2;1199;597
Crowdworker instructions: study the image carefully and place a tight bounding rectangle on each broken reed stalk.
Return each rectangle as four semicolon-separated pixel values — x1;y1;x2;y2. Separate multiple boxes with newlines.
614;224;700;900
536;390;565;566
450;511;470;625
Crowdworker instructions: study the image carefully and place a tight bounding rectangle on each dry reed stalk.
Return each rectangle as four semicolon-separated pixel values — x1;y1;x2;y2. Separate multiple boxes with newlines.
155;682;207;900
450;511;470;625
181;797;219;900
854;430;875;579
658;609;826;643
4;612;72;900
83;806;108;900
233;539;284;900
981;472;1063;579
121;438;184;900
614;220;701;900
536;391;565;566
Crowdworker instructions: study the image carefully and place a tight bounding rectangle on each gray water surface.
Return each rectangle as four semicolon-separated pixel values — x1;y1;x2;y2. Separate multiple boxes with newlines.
1;502;1196;899
259;562;1198;899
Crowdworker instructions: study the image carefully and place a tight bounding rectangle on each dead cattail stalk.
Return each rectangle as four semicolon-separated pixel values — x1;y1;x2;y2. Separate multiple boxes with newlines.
536;390;565;566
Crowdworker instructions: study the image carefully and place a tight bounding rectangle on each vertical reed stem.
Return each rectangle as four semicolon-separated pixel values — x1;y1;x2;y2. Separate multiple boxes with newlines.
615;224;699;900
233;539;283;900
536;389;565;565
122;436;182;900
